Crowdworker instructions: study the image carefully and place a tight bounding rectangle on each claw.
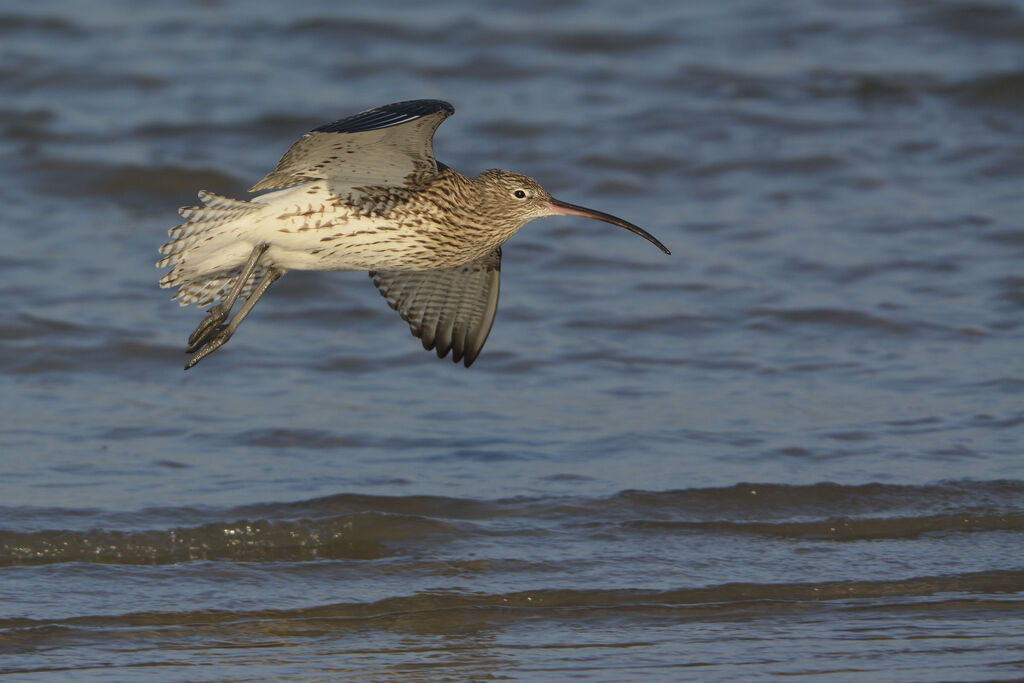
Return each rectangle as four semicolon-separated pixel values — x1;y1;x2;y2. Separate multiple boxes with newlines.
185;329;234;370
186;321;227;353
188;305;231;348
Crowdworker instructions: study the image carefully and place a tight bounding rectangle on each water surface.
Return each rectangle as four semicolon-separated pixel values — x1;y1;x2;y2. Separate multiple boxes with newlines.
1;1;1022;680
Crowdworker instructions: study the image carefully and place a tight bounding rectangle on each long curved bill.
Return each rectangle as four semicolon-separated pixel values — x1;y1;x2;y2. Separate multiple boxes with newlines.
546;199;671;255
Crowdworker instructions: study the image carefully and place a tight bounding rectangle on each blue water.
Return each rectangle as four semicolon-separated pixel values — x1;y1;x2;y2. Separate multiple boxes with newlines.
1;1;1022;680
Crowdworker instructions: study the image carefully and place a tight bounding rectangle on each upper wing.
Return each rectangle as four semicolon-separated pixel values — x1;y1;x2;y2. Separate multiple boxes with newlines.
370;248;502;368
250;99;455;192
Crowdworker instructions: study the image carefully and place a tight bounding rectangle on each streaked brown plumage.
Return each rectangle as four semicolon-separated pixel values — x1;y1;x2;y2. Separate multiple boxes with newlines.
158;100;670;370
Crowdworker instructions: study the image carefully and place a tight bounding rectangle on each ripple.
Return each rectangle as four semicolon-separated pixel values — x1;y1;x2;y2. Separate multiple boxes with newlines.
748;307;916;335
4;480;1020;566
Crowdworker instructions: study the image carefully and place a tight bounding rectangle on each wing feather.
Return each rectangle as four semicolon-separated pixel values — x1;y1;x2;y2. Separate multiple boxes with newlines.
250;99;454;192
370;248;501;367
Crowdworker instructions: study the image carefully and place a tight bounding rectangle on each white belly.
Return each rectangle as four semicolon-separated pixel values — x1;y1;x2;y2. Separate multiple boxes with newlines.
244;185;486;271
177;183;497;281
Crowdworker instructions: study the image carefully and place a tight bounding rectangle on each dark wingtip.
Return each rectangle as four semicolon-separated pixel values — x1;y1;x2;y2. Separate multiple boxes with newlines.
313;100;454;134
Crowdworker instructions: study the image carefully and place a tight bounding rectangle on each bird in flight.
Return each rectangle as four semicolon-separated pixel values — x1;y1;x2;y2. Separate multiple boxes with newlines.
158;99;670;370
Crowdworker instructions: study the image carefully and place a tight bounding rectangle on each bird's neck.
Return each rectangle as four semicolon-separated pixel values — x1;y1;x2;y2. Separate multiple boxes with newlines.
402;168;523;259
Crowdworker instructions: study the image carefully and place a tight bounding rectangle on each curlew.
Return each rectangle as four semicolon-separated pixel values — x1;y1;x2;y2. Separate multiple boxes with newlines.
158;100;670;369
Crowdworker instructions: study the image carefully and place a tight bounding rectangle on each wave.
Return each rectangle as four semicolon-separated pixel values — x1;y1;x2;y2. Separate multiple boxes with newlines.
2;569;1020;639
29;159;245;202
2;480;1021;567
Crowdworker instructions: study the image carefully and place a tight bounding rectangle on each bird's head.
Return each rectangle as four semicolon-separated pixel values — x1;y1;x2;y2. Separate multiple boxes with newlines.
474;169;671;254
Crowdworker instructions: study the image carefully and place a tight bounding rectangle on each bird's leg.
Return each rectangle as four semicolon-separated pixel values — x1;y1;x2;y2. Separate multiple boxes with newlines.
185;266;284;370
187;243;269;352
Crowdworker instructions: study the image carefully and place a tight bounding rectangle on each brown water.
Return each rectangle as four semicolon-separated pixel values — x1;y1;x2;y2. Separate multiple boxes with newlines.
1;1;1023;681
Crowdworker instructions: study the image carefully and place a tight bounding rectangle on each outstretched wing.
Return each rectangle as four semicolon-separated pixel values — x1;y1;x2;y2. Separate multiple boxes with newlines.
370;249;502;368
250;99;455;192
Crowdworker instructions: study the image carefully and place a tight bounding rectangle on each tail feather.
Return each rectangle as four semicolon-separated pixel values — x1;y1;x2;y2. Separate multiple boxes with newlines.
164;265;267;307
158;190;263;307
159;191;260;259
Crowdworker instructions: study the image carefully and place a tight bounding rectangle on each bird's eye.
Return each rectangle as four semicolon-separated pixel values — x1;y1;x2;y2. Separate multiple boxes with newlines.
513;189;527;199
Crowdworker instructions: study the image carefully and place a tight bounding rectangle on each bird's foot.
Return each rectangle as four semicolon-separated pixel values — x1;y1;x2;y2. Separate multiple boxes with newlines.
187;303;231;352
185;327;235;370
